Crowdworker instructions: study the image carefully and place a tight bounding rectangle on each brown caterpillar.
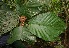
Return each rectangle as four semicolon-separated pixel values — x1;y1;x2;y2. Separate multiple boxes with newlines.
19;16;27;26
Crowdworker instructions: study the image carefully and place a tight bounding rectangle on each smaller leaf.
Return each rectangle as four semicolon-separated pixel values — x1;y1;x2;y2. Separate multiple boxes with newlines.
7;26;36;44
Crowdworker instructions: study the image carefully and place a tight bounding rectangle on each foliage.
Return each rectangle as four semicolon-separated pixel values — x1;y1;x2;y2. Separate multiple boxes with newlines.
0;0;68;47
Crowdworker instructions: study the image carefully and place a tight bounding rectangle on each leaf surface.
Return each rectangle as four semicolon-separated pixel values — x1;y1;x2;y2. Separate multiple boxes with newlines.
7;26;36;44
28;12;66;41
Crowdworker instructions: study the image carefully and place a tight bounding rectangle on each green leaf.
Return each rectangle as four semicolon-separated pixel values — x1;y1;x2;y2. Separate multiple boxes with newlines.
0;10;19;36
15;0;50;18
16;5;40;18
28;12;66;41
7;26;36;44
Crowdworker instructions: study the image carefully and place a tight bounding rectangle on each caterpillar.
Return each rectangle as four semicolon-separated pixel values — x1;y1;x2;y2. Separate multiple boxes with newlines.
19;16;27;26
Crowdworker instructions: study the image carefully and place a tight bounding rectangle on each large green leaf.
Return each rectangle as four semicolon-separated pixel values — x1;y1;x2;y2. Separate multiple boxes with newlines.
28;12;66;41
7;26;36;44
0;10;19;36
